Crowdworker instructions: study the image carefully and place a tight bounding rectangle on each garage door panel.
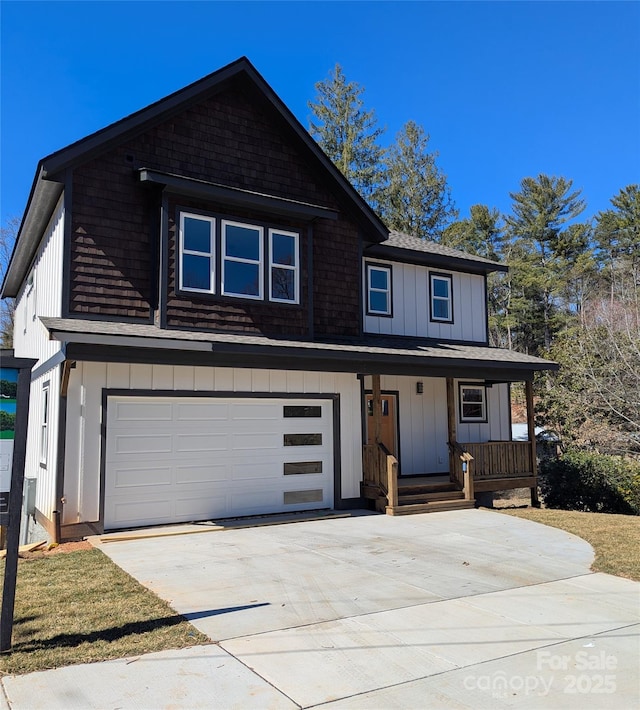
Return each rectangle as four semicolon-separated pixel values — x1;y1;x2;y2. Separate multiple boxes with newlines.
105;396;335;530
111;464;173;489
176;433;229;452
230;402;281;420
231;432;279;450
175;463;230;484
112;434;173;456
114;401;173;422
176;402;229;421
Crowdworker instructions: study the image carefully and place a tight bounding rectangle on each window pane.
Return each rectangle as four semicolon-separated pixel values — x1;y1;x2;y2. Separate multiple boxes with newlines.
272;267;295;301
182;254;211;291
283;461;323;475
224;260;260;296
370;268;388;290
432;298;449;320
369;290;389;313
183;217;211;253
462;403;484;419
284;433;323;446
433;278;450;298
225;224;260;260
283;406;322;418
463;388;484;403
272;233;296;266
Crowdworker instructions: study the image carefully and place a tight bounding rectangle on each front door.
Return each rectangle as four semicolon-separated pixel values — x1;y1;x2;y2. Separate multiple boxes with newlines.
365;393;398;459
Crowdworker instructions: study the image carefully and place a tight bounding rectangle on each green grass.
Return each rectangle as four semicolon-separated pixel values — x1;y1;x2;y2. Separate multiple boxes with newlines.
0;430;14;439
0;548;209;676
500;508;640;581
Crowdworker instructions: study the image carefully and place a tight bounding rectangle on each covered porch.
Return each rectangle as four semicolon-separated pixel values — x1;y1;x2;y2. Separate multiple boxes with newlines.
362;374;539;515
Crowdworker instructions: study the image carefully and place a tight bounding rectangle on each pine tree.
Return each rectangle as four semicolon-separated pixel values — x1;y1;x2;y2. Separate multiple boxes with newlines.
377;120;457;238
308;64;385;207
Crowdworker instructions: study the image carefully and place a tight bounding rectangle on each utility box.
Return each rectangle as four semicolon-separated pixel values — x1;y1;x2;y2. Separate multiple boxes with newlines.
24;477;36;517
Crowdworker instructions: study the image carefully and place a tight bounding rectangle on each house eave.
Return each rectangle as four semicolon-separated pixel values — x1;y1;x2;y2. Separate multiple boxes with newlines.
1;169;64;298
364;243;509;275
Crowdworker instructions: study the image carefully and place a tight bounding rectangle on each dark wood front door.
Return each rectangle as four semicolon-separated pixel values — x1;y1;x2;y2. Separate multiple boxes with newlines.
365;393;398;458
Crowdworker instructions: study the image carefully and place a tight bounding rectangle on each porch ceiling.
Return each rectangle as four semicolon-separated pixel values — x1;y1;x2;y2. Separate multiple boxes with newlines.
41;317;558;380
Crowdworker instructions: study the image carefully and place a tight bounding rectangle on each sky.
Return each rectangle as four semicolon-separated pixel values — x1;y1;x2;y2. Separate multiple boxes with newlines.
1;0;639;230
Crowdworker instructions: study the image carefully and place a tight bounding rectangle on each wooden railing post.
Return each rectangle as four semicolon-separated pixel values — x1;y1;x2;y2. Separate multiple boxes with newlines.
387;454;398;509
525;379;540;506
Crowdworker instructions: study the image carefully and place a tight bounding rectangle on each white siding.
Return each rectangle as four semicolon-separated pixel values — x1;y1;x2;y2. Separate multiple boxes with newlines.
364;260;487;342
365;375;511;475
24;367;61;521
13;197;65;365
62;364;362;525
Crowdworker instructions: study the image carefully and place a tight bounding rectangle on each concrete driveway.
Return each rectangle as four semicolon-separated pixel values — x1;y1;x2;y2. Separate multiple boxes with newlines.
3;509;639;708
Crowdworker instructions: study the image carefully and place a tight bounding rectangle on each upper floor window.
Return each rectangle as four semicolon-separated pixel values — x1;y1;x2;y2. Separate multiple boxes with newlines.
459;383;487;423
430;273;453;323
179;214;215;293
270;229;299;303
222;221;263;299
367;264;392;316
177;211;299;304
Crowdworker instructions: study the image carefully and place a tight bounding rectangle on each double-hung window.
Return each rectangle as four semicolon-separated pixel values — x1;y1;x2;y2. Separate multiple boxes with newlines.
367;264;392;316
179;214;215;293
459;383;487;423
40;384;49;466
430;273;453;323
222;221;264;299
269;229;299;303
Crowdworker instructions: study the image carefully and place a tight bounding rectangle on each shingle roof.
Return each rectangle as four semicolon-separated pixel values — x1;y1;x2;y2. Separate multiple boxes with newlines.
41;318;556;373
365;231;508;274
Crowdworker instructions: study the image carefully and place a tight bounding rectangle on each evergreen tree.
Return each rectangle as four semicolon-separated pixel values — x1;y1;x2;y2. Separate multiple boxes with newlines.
308;64;385;207
377;120;457;238
505;174;588;354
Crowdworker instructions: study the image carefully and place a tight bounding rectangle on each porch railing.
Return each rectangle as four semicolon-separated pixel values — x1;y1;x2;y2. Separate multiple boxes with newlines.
362;442;399;509
462;441;533;479
448;441;474;501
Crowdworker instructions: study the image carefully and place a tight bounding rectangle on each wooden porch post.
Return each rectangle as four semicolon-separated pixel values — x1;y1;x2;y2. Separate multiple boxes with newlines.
525;379;540;507
372;374;382;445
446;378;456;477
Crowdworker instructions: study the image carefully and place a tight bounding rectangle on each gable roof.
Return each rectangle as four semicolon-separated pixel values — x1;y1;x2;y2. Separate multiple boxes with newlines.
365;231;508;275
2;57;388;297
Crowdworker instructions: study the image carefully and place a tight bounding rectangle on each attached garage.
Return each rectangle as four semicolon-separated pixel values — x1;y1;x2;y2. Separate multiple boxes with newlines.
104;395;336;530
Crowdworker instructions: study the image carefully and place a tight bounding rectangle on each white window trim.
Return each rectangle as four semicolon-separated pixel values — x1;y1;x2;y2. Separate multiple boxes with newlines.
221;220;264;300
459;383;487;423
179;213;216;294
367;264;392;316
430;273;453;323
40;384;49;466
269;229;299;304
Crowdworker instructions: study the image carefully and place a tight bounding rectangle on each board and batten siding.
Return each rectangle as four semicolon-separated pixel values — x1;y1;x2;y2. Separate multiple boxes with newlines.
367;376;511;475
12;197;65;524
62;363;362;525
363;260;488;342
13;196;65;365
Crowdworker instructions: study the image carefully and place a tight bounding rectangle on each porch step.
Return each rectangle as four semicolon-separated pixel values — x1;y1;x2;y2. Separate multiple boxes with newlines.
386;499;476;516
397;482;460;496
398;490;465;504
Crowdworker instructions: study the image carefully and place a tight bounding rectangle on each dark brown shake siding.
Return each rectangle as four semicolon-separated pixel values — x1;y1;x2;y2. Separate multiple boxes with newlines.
69;85;362;336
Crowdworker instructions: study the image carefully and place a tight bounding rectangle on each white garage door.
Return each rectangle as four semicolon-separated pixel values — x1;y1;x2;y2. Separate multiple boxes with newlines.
105;396;334;530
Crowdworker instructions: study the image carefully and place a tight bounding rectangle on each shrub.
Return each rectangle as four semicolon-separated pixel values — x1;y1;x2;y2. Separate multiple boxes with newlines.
540;450;640;515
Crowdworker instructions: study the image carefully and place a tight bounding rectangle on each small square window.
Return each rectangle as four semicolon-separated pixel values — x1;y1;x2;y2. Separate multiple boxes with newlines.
459;384;487;423
430;273;453;323
367;264;392;316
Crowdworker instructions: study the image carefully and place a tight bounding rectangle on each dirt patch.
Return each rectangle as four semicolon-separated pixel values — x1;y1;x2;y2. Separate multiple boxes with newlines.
20;540;92;560
491;488;536;509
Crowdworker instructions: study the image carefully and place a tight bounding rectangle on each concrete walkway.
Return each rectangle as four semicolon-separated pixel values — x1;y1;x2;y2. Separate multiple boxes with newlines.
2;510;639;708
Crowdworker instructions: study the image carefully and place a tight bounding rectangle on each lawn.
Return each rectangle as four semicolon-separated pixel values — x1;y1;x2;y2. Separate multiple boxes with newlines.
500;508;640;581
0;547;209;676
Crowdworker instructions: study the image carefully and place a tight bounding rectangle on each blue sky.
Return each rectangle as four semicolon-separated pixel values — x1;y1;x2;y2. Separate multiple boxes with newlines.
1;1;639;230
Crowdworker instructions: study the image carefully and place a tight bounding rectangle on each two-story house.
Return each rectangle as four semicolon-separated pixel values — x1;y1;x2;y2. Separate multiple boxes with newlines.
2;57;556;541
